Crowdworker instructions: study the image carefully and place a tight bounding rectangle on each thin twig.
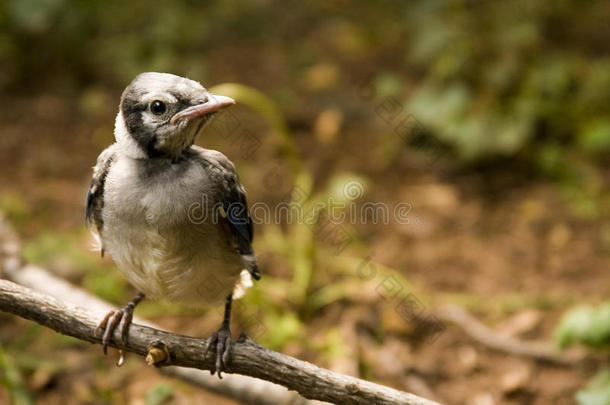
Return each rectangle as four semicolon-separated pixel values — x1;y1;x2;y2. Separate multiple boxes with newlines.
436;305;585;365
0;279;440;405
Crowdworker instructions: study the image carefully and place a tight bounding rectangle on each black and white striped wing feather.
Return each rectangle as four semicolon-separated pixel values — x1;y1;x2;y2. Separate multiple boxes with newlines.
85;144;118;256
192;146;260;280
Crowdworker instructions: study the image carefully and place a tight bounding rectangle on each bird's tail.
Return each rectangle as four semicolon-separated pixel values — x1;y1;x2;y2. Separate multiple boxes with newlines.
240;253;261;280
233;269;253;299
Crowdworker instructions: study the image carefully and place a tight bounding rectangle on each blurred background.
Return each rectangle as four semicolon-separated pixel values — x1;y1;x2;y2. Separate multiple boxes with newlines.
1;1;610;404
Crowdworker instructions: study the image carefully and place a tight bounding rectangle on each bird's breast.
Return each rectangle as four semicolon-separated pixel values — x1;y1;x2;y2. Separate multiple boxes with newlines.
104;156;214;226
99;155;241;305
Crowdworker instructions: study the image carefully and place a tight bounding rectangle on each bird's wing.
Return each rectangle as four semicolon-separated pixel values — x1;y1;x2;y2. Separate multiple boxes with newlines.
191;146;260;280
85;143;118;257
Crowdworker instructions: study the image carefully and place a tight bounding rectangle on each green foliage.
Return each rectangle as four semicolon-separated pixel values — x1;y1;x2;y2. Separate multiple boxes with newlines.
259;311;304;349
0;192;29;229
555;301;610;350
218;82;374;349
145;384;173;405
0;345;33;405
316;328;349;361
210;83;302;176
82;270;129;305
554;301;610;404
576;369;610;405
23;231;94;271
579;120;610;155
1;0;608;183
23;231;129;304
405;1;610;165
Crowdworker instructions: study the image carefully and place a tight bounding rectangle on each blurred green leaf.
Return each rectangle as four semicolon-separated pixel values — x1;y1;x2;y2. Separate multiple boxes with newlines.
555;302;610;350
0;192;29;229
82;271;128;304
576;369;610;405
210;83;302;177
288;172;315;307
23;232;98;273
23;231;129;303
374;72;404;98
317;328;348;360
0;345;34;405
7;0;65;33
309;280;359;311
145;384;173;405
260;312;303;349
578;119;610;154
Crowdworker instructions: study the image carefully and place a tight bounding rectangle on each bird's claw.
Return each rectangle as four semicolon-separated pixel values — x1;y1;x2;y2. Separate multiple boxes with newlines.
94;306;135;355
204;325;232;378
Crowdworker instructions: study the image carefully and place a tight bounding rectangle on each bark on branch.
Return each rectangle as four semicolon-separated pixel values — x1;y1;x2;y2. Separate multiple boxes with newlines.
0;279;440;405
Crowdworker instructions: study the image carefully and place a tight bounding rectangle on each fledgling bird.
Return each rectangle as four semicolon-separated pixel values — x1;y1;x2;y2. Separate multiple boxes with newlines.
85;72;260;376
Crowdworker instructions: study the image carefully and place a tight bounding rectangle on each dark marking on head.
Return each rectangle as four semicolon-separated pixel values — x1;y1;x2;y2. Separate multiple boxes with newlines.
119;73;215;159
121;90;164;158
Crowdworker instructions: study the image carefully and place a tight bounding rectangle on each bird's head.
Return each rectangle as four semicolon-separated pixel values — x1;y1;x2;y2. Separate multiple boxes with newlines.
114;72;235;159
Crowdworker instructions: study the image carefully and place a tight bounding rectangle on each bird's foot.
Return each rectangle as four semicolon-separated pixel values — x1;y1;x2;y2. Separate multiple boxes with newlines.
94;304;136;355
204;324;232;378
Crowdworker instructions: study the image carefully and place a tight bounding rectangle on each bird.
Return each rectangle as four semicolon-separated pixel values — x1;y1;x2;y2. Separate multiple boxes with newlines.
85;72;260;377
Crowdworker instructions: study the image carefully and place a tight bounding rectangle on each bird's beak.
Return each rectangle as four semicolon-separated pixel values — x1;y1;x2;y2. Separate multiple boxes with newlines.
170;94;235;125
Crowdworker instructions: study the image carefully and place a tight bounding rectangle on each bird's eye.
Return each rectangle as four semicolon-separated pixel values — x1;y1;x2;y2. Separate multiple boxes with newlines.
150;100;167;115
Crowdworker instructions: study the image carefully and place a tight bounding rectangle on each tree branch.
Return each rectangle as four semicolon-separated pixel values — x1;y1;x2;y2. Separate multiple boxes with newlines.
0;279;440;405
7;271;328;405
